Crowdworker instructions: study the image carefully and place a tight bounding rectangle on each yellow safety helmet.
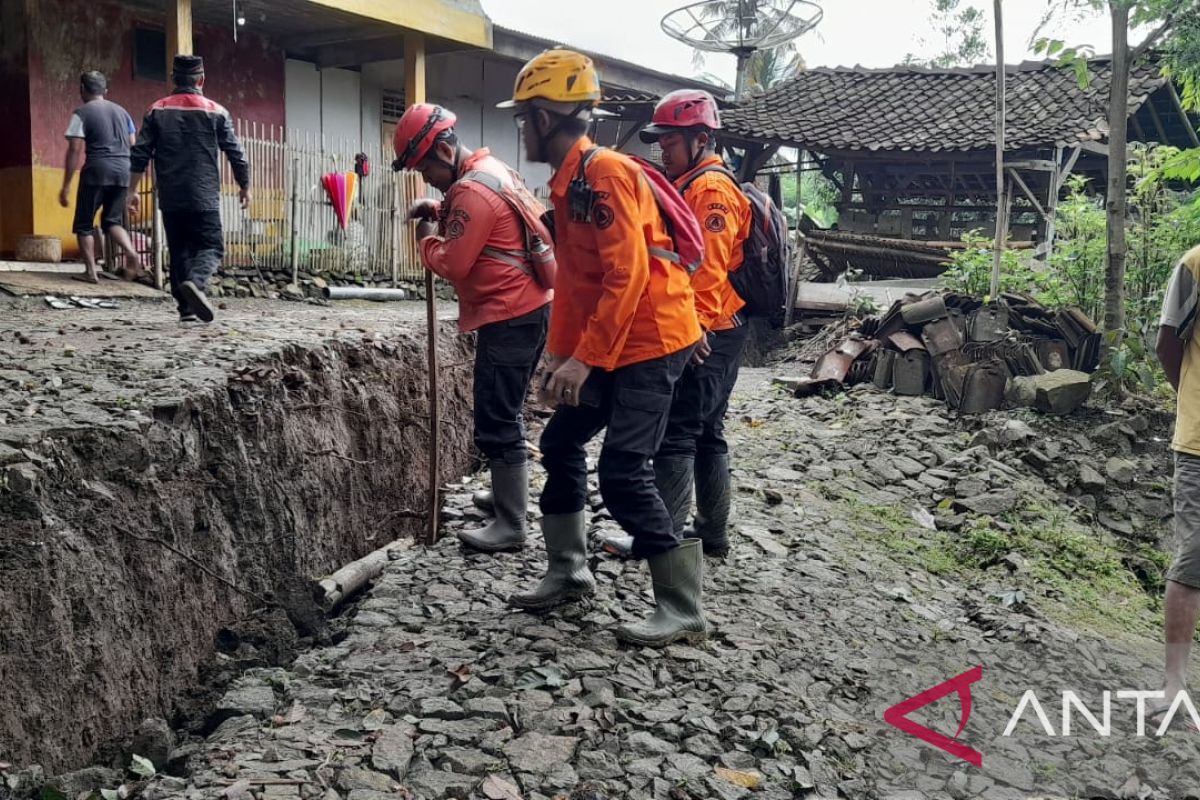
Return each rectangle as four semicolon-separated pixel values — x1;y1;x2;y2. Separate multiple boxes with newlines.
497;49;602;109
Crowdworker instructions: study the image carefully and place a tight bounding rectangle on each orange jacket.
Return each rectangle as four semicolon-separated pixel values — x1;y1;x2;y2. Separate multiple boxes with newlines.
547;137;701;370
419;149;551;332
676;156;750;332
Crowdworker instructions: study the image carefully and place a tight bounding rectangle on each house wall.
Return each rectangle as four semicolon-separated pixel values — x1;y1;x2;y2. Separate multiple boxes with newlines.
10;0;285;256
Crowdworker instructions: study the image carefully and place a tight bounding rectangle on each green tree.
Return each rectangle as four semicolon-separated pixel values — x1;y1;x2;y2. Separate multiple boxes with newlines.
1036;0;1200;353
906;0;990;68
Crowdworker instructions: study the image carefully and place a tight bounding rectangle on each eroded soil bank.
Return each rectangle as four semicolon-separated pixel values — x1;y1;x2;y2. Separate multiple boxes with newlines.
0;299;473;773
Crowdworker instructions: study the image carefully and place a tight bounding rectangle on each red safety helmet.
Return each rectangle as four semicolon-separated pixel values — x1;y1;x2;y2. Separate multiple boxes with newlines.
392;104;457;170
640;90;721;143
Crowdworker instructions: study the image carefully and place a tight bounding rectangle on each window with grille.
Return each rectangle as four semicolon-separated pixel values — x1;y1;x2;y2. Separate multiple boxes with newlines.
382;91;406;123
134;28;167;82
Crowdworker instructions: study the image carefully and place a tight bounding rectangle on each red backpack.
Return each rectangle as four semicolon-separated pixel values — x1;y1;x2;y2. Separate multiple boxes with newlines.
576;148;705;275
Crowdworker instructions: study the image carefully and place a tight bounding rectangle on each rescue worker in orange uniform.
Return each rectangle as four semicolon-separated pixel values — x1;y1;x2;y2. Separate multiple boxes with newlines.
498;50;708;647
604;90;752;559
393;103;553;553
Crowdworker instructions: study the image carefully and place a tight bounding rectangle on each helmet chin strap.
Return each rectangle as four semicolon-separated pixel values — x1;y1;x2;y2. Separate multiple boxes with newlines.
686;133;705;172
532;103;590;161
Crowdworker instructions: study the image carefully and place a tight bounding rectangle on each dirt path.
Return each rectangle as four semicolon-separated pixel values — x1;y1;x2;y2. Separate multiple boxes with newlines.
47;368;1200;800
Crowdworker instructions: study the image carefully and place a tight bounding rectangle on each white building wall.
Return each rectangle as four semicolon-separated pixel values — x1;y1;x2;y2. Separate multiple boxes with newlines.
320;68;362;147
286;58;367;149
285;59;321;136
287;53;661;192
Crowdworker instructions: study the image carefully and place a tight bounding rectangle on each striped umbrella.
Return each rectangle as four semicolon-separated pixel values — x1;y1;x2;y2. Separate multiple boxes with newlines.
321;170;359;230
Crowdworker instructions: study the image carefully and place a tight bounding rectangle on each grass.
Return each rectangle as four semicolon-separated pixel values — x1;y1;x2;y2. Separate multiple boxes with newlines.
825;486;1165;640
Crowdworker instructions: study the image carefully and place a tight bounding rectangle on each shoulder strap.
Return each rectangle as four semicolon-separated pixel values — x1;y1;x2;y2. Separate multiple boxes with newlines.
679;164;738;195
577;146;603;183
455;169;539;279
459;169;504;194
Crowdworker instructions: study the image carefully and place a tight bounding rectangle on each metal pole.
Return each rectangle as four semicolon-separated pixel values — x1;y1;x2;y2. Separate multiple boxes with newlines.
406;29;440;546
734;49;752;100
990;0;1006;298
289;155;299;286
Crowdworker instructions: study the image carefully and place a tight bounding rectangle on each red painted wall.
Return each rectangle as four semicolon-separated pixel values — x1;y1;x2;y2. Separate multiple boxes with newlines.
27;0;285;169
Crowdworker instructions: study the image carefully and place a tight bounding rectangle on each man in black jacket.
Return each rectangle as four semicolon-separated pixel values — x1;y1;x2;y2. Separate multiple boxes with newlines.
129;54;250;323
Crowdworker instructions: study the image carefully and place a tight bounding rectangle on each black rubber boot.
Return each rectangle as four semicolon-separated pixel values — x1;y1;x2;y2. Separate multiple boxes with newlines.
654;455;695;535
693;453;732;557
472;489;494;515
509;512;595;611
458;461;527;552
615;538;708;647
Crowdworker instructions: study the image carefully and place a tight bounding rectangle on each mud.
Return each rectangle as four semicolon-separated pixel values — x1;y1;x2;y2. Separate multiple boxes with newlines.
0;298;475;773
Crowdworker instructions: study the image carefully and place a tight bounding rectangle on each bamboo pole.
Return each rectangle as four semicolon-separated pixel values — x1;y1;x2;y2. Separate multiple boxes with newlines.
990;0;1006;298
290;154;300;285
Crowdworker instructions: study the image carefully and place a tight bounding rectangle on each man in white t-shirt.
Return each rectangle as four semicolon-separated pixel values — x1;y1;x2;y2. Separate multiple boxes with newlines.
1155;242;1200;726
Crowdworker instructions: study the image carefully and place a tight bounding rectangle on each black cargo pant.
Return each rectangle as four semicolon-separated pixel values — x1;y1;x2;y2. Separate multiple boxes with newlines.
658;323;751;459
162;210;224;316
539;345;694;559
474;304;549;465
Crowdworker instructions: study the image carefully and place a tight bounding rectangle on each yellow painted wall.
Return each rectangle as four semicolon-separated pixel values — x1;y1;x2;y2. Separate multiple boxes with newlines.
0;166;35;257
32;164;80;256
307;0;492;49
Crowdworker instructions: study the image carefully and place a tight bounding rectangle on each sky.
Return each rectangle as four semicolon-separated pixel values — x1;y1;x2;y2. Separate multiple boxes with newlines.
479;0;1147;86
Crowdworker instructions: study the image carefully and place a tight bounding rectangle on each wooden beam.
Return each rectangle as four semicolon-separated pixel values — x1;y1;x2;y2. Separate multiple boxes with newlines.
404;33;426;105
1130;111;1149;143
1167;83;1200;148
1077;141;1109;157
1038;144;1062;262
1057;145;1082;192
281;24;387;51
167;0;192;60
1006;168;1049;221
316;35;405;69
1145;97;1171;144
1004;159;1056;172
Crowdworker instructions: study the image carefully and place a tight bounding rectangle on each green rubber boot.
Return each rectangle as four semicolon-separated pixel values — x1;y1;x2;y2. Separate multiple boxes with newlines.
458;461;527;552
615;538;708;647
509;511;595;611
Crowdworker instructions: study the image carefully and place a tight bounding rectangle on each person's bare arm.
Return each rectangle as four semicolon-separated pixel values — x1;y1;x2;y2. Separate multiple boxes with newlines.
1158;325;1185;392
59;139;85;207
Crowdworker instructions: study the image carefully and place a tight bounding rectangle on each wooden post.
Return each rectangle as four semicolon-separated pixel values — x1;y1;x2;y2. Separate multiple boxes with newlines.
1042;144;1062;263
785;237;807;327
167;0;193;61
153;197;165;291
990;0;1006;299
406;31;440;546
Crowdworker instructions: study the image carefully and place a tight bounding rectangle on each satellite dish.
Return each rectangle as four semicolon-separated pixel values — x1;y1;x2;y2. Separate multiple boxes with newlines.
662;0;823;96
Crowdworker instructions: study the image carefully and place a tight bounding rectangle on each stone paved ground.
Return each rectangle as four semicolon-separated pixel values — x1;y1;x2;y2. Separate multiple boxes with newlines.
0;296;454;452
89;368;1200;800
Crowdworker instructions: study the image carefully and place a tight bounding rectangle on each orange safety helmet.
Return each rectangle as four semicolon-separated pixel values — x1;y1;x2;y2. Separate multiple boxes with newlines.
497;49;602;108
392;104;457;170
640;90;721;143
